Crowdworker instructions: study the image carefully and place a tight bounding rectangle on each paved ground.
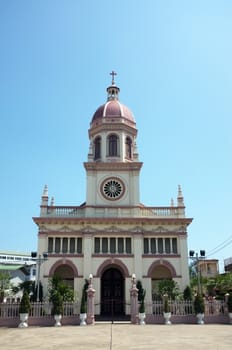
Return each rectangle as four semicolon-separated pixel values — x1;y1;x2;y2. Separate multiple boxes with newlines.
0;323;231;350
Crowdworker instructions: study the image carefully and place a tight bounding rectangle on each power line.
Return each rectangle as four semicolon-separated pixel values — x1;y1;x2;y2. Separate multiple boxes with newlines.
206;235;232;255
207;235;232;257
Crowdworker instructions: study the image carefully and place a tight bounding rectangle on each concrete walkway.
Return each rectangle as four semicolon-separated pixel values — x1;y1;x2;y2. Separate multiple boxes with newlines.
0;324;231;349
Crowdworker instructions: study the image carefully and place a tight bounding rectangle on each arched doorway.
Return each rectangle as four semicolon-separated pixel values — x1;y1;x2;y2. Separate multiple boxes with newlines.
151;265;172;299
53;264;74;289
101;268;124;317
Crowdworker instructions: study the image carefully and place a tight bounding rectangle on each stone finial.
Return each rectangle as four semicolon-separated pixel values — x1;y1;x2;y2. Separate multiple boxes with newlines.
42;185;48;197
170;198;174;207
50;196;54;206
40;185;49;215
177;185;184;207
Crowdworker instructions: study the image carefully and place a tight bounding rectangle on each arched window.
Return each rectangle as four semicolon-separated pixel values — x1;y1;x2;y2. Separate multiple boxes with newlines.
125;137;132;159
94;136;101;160
108;134;119;156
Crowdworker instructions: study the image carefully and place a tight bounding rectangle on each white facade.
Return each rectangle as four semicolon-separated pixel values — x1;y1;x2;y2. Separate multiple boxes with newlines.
33;75;192;316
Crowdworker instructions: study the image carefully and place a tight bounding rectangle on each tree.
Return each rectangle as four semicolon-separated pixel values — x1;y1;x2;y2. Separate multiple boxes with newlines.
0;272;11;302
158;279;179;299
214;273;232;296
48;274;74;302
227;293;232;313
190;274;208;295
13;281;37;301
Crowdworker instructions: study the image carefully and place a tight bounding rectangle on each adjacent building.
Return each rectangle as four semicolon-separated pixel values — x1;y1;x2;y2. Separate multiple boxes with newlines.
198;259;219;278
224;257;232;272
0;251;36;302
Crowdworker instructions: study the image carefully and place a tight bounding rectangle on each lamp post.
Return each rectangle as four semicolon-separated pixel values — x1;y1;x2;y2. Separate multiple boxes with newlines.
189;250;205;294
89;274;93;284
86;273;95;325
31;252;48;302
132;273;136;287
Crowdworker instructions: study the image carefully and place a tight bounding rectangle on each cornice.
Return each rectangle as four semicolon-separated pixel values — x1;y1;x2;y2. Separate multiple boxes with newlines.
33;216;193;226
83;161;143;171
142;254;181;258
89;119;137;136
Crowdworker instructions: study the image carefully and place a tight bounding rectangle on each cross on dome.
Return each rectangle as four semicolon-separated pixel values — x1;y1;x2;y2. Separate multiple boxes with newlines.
110;70;117;85
107;71;120;101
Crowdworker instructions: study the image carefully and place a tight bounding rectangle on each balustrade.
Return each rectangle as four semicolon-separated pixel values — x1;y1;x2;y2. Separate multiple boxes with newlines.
43;205;184;218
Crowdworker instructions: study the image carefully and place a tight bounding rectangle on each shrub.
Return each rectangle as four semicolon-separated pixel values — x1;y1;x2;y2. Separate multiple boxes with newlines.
19;290;31;314
194;294;205;314
51;292;63;315
227;293;232;313
136;280;144;302
183;286;192;301
163;295;170;313
80;280;89;314
139;290;146;313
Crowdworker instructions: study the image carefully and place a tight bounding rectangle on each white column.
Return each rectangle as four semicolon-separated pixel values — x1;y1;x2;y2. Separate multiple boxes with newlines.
133;235;143;279
148;238;151;254
60;238;63;253
83;234;93;279
179;236;190;289
100;238;102;253
67;238;70;253
170;238;173;254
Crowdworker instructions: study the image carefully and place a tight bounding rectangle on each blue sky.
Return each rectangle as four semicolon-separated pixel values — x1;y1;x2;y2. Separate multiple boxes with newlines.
0;1;231;272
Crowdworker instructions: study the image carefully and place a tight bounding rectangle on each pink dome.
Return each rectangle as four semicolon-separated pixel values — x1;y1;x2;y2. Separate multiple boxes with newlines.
92;100;135;123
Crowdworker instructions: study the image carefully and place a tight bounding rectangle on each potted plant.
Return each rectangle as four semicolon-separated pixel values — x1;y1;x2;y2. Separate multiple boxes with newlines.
52;292;63;326
138;287;146;325
79;280;88;326
183;285;192;301
194;294;205;324
18;290;31;328
183;285;193;314
48;274;74;326
226;292;232;323
163;294;171;325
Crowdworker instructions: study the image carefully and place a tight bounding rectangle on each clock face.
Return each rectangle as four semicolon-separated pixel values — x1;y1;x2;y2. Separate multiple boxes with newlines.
101;178;125;200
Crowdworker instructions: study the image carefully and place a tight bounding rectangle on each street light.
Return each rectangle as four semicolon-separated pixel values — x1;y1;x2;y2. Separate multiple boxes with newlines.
189;250;205;294
31;252;48;302
89;274;93;286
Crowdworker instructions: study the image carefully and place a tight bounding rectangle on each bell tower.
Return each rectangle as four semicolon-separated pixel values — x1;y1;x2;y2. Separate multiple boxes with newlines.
84;72;143;207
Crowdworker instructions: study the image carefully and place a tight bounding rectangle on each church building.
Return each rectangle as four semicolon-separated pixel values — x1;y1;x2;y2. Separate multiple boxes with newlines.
33;73;192;317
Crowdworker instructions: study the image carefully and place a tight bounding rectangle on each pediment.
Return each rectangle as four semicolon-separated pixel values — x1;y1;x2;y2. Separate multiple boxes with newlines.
82;226;97;233
108;225;120;233
131;226;143;233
